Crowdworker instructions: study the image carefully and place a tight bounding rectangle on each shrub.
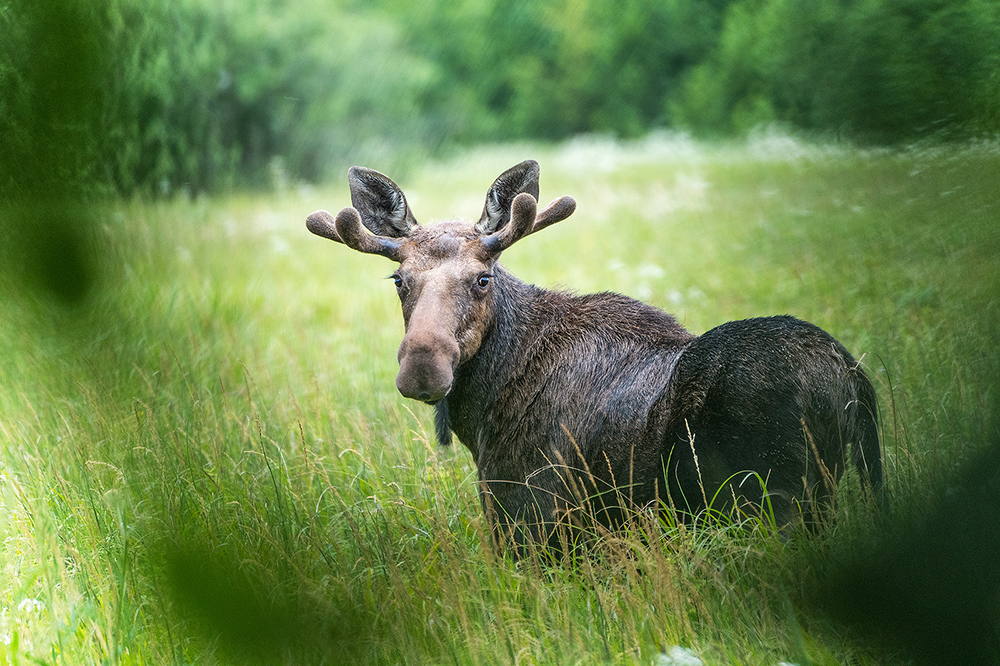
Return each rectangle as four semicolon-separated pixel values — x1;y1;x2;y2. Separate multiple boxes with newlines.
672;0;1000;142
0;0;439;198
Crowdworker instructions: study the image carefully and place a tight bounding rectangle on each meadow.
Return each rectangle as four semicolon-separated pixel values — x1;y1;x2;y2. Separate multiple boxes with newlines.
1;133;998;665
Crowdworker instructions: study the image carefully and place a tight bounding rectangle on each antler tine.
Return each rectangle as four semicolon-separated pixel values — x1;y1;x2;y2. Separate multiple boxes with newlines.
335;207;405;260
306;207;404;261
529;195;576;235
306;209;344;243
480;192;537;254
480;193;578;255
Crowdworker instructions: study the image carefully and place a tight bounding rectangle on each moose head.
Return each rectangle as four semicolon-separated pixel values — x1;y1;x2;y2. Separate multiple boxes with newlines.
306;160;576;404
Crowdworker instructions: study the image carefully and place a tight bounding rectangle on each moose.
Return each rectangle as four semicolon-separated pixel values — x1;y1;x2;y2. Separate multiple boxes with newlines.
306;160;882;551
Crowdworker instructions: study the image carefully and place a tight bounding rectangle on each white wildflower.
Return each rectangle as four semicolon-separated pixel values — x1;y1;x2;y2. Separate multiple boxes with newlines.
17;598;44;614
653;645;702;666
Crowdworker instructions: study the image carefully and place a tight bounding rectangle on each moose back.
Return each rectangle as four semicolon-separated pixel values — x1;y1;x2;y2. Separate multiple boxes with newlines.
306;160;882;550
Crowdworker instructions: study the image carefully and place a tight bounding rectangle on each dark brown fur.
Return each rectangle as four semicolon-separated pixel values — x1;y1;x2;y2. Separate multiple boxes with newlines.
306;160;883;552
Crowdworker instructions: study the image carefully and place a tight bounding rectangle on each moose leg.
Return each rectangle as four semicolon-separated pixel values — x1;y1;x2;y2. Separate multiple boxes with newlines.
477;466;592;558
660;421;807;529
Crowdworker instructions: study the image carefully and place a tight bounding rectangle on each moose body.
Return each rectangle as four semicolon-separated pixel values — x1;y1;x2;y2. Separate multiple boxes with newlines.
307;160;882;549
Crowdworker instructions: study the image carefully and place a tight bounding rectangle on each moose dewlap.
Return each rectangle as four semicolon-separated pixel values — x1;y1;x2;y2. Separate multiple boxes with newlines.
306;160;883;551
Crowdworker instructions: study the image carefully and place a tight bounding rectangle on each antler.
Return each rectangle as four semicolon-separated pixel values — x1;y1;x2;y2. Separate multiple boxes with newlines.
306;208;404;261
532;195;576;234
306;209;343;242
480;193;577;254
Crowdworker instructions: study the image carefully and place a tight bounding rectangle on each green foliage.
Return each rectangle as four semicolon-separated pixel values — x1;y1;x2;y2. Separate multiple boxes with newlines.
1;0;439;198
376;0;730;140
0;1;104;198
2;0;999;197
673;0;1000;142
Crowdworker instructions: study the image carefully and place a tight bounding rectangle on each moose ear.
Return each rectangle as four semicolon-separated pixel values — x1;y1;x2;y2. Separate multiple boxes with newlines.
348;166;418;238
476;160;540;234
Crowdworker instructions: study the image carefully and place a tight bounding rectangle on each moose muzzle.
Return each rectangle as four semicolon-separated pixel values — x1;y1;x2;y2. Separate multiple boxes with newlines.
395;332;460;403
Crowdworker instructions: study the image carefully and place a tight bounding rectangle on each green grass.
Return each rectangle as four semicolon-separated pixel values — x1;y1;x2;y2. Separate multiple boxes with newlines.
1;133;998;664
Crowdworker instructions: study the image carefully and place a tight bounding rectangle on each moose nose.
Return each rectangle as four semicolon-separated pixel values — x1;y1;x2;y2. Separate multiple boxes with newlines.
396;335;459;403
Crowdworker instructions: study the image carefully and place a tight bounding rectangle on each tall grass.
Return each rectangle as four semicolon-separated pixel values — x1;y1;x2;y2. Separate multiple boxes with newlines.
1;134;998;664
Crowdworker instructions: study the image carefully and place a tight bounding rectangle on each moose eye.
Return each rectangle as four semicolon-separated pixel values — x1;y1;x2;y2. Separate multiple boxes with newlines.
476;274;491;289
390;273;404;290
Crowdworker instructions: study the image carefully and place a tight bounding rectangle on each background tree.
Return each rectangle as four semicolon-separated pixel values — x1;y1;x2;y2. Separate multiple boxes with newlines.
2;0;997;198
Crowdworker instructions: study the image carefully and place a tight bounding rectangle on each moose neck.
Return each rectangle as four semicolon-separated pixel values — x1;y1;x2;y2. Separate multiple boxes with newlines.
435;263;545;459
433;261;695;461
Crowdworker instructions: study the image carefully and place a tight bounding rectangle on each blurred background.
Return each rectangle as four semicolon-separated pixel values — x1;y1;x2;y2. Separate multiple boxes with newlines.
3;0;998;200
